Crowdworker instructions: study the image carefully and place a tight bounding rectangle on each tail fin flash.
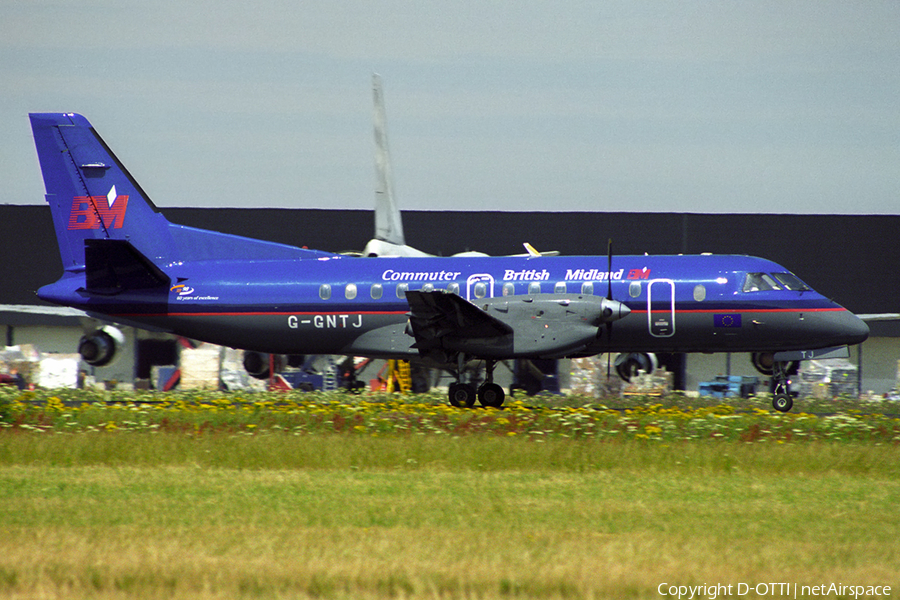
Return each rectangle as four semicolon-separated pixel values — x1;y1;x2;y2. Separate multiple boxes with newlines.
29;113;175;272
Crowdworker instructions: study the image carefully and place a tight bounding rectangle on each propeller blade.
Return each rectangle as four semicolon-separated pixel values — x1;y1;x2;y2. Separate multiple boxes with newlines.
606;328;612;380
606;238;613;301
606;238;613;379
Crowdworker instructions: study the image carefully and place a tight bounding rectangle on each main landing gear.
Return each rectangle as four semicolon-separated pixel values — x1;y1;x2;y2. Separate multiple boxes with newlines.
448;357;505;408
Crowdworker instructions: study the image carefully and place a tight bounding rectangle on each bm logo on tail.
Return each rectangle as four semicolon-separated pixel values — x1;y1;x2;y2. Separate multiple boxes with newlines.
68;185;128;230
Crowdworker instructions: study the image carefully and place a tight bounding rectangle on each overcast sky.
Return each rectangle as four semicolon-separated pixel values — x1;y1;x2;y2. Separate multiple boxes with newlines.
3;1;899;214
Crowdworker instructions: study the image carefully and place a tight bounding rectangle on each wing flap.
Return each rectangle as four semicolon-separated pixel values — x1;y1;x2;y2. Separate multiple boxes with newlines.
405;290;512;357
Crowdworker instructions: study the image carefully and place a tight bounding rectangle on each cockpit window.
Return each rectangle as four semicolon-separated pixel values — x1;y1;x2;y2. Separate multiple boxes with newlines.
772;272;811;292
742;273;782;292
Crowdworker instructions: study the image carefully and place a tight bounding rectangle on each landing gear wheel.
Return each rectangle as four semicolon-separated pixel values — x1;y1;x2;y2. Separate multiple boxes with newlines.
448;383;476;408
477;383;505;408
773;394;793;413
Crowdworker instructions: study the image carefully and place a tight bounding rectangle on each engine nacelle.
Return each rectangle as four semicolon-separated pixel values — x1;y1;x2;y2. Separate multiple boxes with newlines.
78;326;125;367
751;352;799;377
242;351;285;379
751;352;775;375
614;352;658;382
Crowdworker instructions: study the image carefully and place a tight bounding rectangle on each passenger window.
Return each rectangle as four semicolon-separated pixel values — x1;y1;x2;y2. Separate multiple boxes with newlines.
396;283;408;299
581;282;594;295
345;283;357;300
447;283;460;295
693;284;706;302
422;283;435;292
629;281;641;298
554;281;567;294
319;284;331;300
503;283;515;296
742;273;782;292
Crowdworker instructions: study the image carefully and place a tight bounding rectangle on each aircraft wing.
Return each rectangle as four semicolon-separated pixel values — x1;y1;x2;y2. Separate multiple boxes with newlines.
405;290;513;361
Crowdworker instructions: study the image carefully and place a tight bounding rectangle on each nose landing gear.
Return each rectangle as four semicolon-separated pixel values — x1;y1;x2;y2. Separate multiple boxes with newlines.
772;361;795;413
752;353;799;413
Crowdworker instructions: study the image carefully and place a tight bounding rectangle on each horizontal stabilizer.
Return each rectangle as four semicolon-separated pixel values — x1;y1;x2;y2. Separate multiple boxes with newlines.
84;239;170;295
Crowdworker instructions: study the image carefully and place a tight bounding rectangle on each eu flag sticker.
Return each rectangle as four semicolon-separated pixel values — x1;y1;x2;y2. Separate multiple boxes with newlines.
714;314;742;328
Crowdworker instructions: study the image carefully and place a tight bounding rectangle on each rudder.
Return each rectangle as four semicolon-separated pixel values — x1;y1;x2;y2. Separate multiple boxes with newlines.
30;113;176;272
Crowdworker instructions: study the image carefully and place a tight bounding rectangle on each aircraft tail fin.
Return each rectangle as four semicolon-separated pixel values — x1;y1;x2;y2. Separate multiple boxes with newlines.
30;113;177;273
372;74;406;246
31;112;337;275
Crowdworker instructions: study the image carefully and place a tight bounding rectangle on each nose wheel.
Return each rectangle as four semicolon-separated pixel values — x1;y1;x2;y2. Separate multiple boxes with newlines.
772;391;793;412
772;361;795;413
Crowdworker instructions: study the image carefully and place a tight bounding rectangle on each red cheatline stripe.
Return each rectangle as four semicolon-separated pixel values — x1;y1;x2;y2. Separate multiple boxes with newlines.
110;310;409;318
631;308;847;315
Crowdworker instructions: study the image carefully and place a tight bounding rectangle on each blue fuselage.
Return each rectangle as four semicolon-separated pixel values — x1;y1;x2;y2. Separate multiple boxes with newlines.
39;252;869;361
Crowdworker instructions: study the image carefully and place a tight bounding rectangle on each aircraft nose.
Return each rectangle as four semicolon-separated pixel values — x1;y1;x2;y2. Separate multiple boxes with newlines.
845;312;869;345
828;309;869;346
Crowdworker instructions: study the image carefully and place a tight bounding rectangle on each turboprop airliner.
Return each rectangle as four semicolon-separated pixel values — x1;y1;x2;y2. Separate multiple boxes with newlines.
29;113;869;412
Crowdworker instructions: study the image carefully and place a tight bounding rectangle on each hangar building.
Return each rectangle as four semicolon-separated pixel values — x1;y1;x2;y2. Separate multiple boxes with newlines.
2;205;898;394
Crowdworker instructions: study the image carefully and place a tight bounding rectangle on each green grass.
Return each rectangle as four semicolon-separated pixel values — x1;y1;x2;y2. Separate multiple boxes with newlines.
0;433;899;599
4;387;900;443
1;431;899;474
1;389;899;598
